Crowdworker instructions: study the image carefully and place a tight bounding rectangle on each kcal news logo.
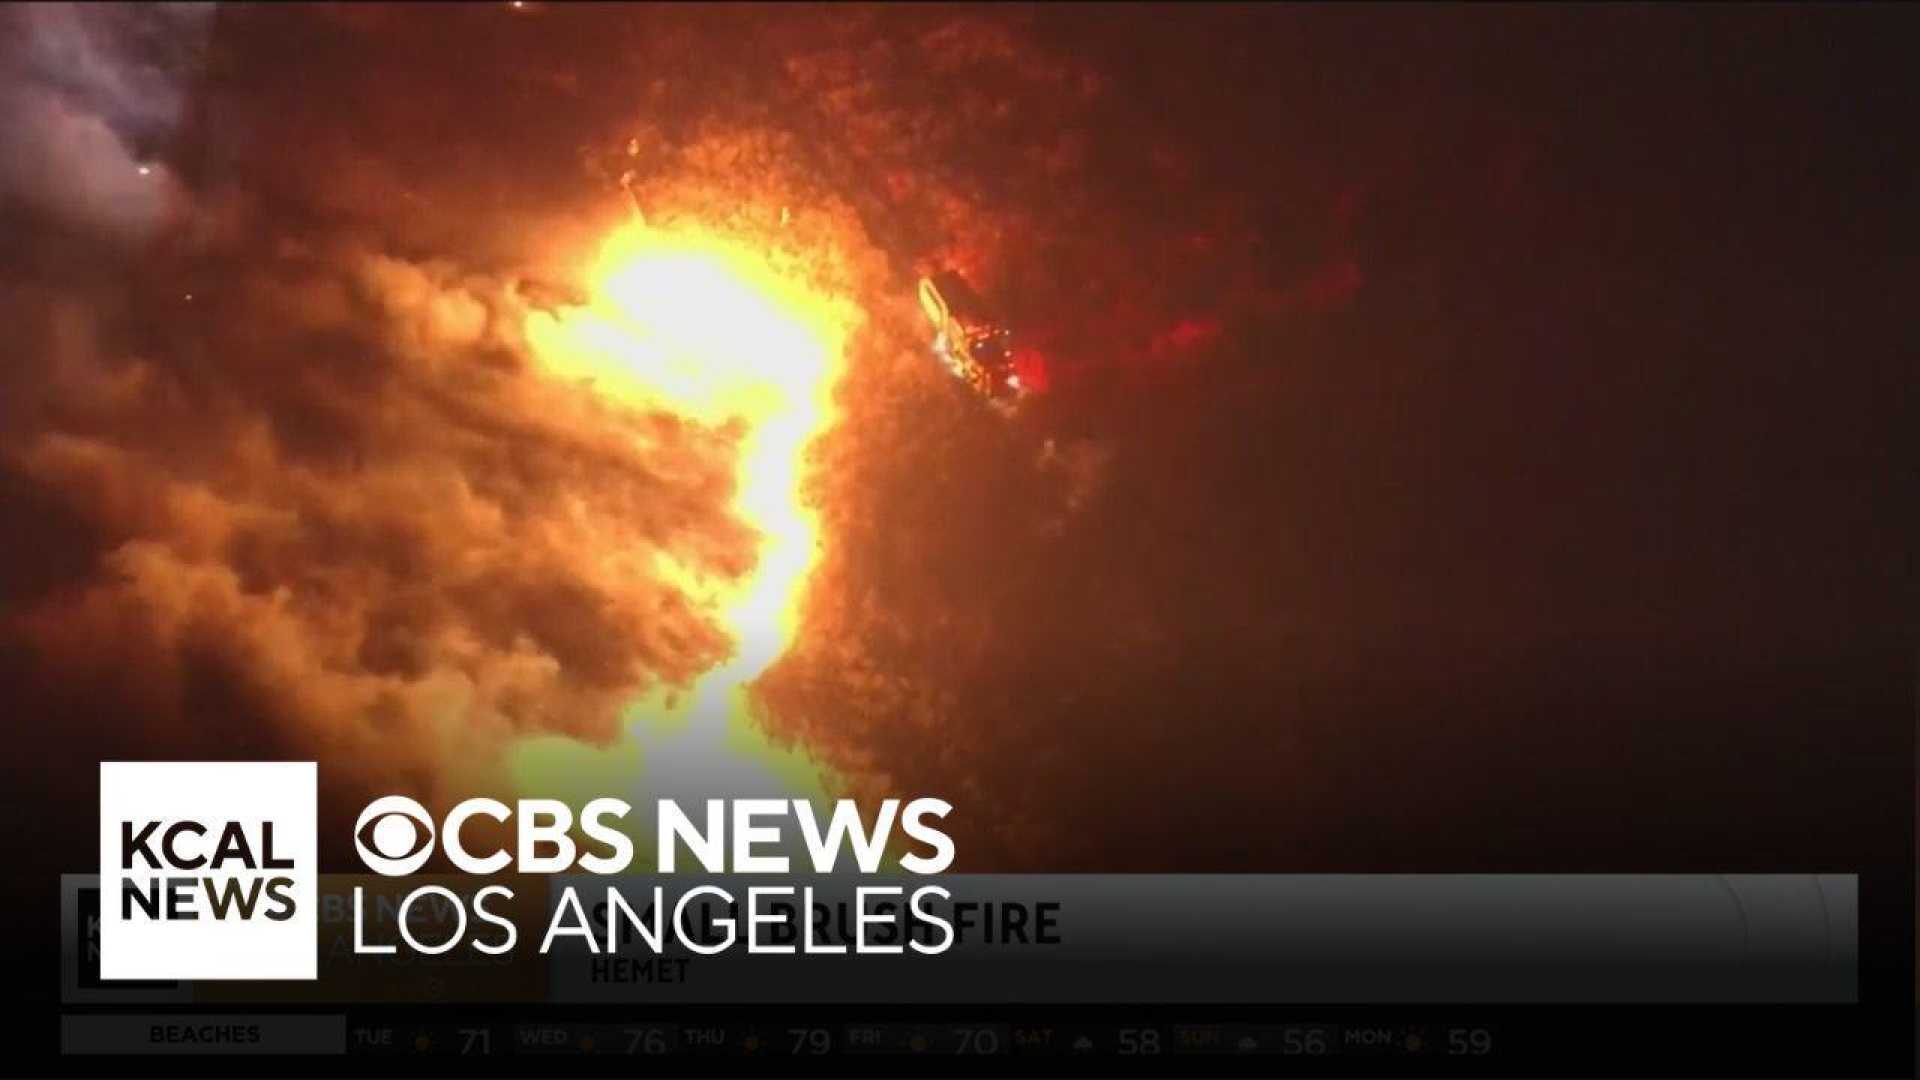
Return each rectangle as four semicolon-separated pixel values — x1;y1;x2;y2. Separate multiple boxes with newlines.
99;762;317;980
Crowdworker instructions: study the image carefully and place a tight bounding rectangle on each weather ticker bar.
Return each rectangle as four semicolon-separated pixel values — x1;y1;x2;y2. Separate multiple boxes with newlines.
63;1015;1490;1060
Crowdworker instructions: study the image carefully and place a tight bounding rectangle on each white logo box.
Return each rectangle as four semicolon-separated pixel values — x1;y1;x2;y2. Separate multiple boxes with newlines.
99;762;317;981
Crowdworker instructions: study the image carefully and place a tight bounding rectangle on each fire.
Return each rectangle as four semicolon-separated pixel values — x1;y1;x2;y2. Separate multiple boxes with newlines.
506;217;859;834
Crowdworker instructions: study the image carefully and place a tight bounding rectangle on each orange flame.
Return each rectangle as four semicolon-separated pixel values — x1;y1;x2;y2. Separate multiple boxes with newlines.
506;217;858;830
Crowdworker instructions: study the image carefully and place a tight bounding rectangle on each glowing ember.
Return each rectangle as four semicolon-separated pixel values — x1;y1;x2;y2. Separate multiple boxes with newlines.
507;218;859;840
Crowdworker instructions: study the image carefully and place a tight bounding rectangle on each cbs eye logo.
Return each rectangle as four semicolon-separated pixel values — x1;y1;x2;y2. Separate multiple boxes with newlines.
354;795;435;875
